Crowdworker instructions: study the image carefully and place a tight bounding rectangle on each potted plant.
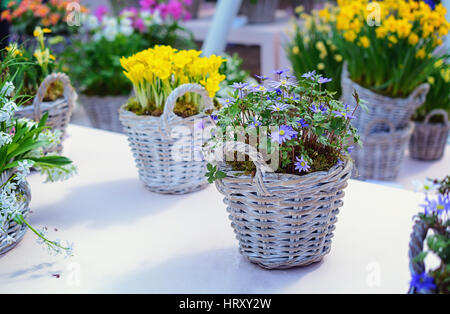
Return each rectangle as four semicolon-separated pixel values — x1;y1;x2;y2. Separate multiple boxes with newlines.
408;176;449;294
0;52;76;256
334;0;449;132
409;62;450;161
287;5;343;98
63;3;195;133
205;69;360;269
5;27;76;152
240;0;280;24
119;45;225;194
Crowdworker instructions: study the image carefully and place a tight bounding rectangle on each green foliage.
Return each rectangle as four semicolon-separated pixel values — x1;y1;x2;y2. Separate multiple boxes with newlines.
205;163;226;184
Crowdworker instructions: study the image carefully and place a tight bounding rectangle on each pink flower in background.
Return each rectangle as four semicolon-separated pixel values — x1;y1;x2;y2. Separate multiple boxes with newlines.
140;0;157;11
121;7;138;17
94;5;108;22
133;18;145;32
183;0;193;5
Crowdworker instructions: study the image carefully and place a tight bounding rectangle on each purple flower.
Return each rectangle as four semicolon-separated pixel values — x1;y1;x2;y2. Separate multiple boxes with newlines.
232;82;249;90
220;98;234;107
273;68;290;76
421;194;449;216
423;0;436;10
248;117;261;129
310;104;320;113
319;104;328;113
271;125;297;144
410;272;436;293
255;74;269;82
302;70;316;80
337;159;343;166
267;76;298;89
269;103;290;112
318;77;332;84
347;146;354;154
333;110;355;120
210;114;218;122
196;120;206;130
251;85;268;93
297;118;309;128
294;156;311;173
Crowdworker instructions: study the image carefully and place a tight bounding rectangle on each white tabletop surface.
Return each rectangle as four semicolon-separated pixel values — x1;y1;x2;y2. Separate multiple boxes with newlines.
0;125;432;293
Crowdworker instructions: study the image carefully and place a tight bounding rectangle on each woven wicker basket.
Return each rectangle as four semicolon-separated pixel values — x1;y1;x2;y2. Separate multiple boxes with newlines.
341;64;429;132
241;0;280;24
14;73;76;150
352;119;414;181
214;142;353;269
408;220;431;294
79;94;130;133
0;171;31;256
409;109;449;161
119;83;214;194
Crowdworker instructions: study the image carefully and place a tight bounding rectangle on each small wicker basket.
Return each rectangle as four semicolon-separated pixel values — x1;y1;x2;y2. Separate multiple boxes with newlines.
119;83;214;194
214;142;353;269
14;72;76;151
79;94;130;133
352;119;414;181
0;171;31;256
409;109;449;161
341;64;429;132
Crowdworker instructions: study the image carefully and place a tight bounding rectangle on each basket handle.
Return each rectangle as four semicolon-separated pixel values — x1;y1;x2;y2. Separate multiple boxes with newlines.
160;83;214;139
424;109;449;126
407;83;430;109
218;141;274;196
364;118;396;137
32;72;76;122
408;219;429;294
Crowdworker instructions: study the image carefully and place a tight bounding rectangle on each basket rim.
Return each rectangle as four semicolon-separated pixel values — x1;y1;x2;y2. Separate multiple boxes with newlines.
118;103;210;123
15;97;66;114
362;121;415;142
218;157;353;185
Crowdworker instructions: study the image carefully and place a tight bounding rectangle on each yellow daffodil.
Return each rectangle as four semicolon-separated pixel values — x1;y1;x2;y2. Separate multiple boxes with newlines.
317;63;325;70
427;76;435;85
358;36;370;48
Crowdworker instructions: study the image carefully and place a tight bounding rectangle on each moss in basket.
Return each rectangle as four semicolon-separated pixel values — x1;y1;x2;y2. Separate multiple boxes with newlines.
205;69;361;183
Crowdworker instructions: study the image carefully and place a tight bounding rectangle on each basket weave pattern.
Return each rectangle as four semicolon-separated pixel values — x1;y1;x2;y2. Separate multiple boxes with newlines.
241;0;279;24
341;64;429;132
409;109;449;161
119;84;214;194
214;142;353;269
408;220;429;294
353;120;414;181
0;172;31;256
14;73;76;151
79;95;130;133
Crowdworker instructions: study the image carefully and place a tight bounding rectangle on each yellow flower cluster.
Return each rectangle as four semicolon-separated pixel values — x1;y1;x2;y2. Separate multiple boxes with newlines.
336;0;449;52
32;26;55;67
121;46;225;111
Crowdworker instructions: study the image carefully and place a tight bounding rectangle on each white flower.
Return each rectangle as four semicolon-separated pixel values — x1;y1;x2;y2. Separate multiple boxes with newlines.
413;179;440;194
92;32;102;42
42;163;77;183
119;19;134;36
16;160;35;183
38;129;62;150
1;81;14;98
0;132;12;147
103;26;118;41
102;16;118;28
85;14;99;30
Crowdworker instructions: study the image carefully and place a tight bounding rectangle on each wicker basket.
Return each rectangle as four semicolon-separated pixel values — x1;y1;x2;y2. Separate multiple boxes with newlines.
341;64;429;132
79;94;130;133
241;0;280;24
352;119;414;181
214;142;353;269
188;0;203;19
0;171;31;256
119;83;214;194
408;220;431;294
14;73;76;150
409;109;449;161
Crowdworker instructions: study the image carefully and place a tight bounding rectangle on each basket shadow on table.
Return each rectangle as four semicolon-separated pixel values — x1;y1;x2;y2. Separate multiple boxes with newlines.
30;178;191;230
103;247;324;294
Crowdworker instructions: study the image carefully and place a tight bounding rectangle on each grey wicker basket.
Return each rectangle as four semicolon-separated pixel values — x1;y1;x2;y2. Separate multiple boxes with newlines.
14;73;76;150
408;220;431;294
409;109;449;161
241;0;280;24
0;171;31;256
341;64;429;132
352;119;414;181
79;94;130;133
119;83;214;194
214;142;353;269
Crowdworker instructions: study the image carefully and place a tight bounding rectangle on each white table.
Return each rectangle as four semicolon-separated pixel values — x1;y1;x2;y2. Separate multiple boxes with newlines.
182;10;292;77
0;125;428;293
